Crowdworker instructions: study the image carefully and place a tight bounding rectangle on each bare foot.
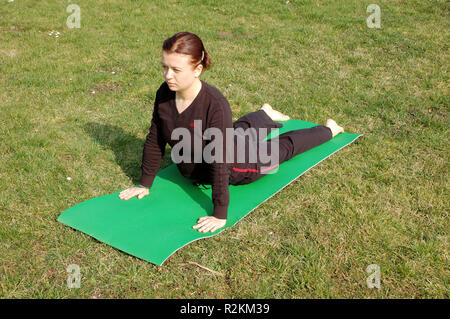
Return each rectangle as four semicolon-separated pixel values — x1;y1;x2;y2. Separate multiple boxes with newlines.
325;119;344;137
261;103;290;121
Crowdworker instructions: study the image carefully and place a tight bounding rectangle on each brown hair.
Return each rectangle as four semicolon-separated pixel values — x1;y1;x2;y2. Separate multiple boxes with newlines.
162;32;211;70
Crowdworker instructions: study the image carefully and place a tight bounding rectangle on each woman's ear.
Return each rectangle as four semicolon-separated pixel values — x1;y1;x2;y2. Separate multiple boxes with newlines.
194;64;203;77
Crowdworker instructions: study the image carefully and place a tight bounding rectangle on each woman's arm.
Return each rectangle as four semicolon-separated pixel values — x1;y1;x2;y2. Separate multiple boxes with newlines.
140;93;167;188
209;97;233;219
193;97;233;232
119;90;166;201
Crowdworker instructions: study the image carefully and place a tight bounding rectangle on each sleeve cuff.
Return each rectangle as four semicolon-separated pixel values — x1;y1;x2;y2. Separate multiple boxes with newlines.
213;205;228;220
139;174;155;189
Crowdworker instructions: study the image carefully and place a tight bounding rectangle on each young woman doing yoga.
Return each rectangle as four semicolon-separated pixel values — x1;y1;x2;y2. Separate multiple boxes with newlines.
119;32;344;233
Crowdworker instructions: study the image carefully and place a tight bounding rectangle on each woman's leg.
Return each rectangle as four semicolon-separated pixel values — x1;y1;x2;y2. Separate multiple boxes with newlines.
277;125;333;164
229;109;284;184
233;109;283;137
230;105;344;183
273;118;345;165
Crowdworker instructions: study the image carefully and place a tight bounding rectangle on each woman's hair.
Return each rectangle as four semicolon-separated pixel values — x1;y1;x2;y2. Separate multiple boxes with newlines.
162;32;211;70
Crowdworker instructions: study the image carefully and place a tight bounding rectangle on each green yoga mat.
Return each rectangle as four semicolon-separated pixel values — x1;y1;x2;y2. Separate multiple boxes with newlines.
57;119;363;266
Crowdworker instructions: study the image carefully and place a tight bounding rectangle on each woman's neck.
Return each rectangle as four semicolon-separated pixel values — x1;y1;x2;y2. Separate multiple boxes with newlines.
176;78;202;102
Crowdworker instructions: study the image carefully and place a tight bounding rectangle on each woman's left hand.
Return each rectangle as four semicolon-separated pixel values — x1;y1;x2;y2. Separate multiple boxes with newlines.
193;216;226;233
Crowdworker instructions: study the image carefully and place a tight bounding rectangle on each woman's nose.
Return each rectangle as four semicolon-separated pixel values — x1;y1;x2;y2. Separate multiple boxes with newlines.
165;69;174;80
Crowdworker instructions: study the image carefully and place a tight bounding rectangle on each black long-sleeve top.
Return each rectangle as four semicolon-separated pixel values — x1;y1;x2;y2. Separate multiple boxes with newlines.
140;80;234;219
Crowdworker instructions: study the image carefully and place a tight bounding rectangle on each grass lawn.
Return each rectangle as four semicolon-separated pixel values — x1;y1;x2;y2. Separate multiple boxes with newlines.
0;0;448;298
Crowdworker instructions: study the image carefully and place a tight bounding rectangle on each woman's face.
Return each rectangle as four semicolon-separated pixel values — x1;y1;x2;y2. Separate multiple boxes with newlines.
161;50;202;92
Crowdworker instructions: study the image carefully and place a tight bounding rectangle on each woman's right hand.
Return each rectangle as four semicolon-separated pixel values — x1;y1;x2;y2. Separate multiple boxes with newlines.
119;186;150;200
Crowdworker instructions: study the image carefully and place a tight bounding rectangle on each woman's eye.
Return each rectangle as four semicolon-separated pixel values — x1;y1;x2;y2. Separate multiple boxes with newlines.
162;66;180;73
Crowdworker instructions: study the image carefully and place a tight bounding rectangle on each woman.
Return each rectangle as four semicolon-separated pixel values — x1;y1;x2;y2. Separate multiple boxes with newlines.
119;32;344;234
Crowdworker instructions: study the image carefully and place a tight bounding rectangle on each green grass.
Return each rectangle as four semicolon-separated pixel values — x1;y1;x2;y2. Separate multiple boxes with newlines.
0;0;448;298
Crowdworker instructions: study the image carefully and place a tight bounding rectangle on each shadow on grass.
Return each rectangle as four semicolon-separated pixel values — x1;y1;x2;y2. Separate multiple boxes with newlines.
82;122;171;183
82;122;213;215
